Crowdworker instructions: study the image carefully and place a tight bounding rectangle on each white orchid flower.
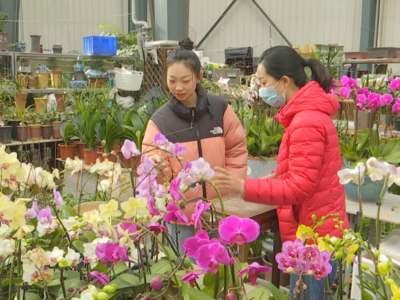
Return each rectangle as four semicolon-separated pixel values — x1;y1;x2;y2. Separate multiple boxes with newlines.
366;157;390;181
388;164;400;187
337;163;366;185
217;77;230;91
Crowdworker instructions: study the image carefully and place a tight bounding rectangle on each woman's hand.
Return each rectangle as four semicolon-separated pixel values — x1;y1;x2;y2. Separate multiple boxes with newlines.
261;173;277;179
214;167;245;198
149;155;170;176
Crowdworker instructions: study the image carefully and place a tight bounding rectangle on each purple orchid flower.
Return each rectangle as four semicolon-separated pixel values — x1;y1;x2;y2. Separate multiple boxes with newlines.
390;78;400;92
357;87;370;96
173;142;186;159
298;246;321;263
146;222;168;236
25;200;39;219
154;132;167;148
393;102;400;114
147;197;161;216
95;242;128;264
182;229;218;258
218;215;260;245
170;178;183;202
190;158;215;180
367;92;380;110
195;242;234;274
136;156;156;177
53;188;63;206
339;75;349;86
238;262;272;285
37;206;52;225
115;219;138;238
165;202;188;224
89;271;110;285
339;87;350;99
181;269;208;287
190;200;212;230
121;139;141;160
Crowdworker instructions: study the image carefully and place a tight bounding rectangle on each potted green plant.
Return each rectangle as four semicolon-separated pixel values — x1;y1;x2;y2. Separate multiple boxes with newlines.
33;91;48;115
58;120;75;160
27;111;41;141
0;12;9;51
40;113;53;140
82;110;101;165
15;104;29;142
0;105;13;144
51;112;62;139
11;75;28;112
95;114;123;162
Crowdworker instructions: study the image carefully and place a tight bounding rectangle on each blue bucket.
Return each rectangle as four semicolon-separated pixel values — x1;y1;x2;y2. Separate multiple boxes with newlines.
344;169;388;202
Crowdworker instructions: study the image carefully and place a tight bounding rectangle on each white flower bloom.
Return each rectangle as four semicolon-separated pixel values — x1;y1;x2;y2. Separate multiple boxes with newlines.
65;157;83;175
83;243;99;268
155;196;168;213
337;163;366;185
46;247;64;267
0;238;15;259
0;223;12;238
217;77;230;91
65;247;80;266
98;179;111;193
366;157;390;181
22;263;39;285
388;164;400;187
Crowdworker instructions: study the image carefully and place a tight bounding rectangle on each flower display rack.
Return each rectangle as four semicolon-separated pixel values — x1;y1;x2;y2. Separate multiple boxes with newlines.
143;47;178;94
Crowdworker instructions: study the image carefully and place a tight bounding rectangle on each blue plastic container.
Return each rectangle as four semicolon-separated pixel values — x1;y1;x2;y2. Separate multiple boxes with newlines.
83;36;117;56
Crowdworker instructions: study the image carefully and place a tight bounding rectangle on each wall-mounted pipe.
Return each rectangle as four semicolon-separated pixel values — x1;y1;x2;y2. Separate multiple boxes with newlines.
145;40;179;49
131;0;149;28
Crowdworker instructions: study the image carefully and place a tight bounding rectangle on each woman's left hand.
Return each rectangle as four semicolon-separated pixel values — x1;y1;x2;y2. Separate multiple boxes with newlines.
213;167;245;198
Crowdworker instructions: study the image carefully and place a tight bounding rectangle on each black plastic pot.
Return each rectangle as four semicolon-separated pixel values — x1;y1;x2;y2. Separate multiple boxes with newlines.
0;126;13;144
394;120;400;131
7;120;20;141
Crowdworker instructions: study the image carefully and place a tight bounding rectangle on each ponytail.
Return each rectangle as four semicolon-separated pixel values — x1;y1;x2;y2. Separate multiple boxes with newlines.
304;58;332;93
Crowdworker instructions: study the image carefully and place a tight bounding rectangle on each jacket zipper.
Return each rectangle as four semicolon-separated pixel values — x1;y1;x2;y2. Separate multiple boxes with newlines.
190;108;207;198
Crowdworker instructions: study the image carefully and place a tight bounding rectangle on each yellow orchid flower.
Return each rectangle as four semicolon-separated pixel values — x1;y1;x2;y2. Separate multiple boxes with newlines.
117;225;136;251
120;197;149;219
99;199;122;219
296;225;314;242
82;210;101;232
317;234;334;253
391;284;400;300
377;261;392;277
13;225;35;239
344;244;359;268
14;198;32;206
9;204;27;230
0;193;15;221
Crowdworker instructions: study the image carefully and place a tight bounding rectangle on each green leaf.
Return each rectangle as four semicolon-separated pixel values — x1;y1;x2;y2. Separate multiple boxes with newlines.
384;151;400;163
114;260;129;276
187;288;215;300
203;272;216;287
57;205;77;217
361;288;374;300
266;282;289;300
83;230;98;242
72;240;85;253
110;273;140;290
380;138;400;157
247;287;271;300
25;293;43;300
150;258;172;274
92;262;108;272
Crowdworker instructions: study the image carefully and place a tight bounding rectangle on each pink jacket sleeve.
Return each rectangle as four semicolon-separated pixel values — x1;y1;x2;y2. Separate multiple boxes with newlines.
223;105;248;180
244;118;326;205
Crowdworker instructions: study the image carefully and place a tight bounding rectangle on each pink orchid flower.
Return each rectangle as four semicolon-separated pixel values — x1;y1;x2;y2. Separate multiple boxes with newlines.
37;206;52;225
182;229;218;258
190;158;215;180
390;78;400;92
170;178;183;202
173;142;186;159
195;242;234;274
115;219;138;238
190;200;212;230
53;188;63;206
146;222;168;236
95;242;128;264
238;262;272;285
392;102;400;114
339;75;349;86
181;269;208;287
89;271;110;285
154;132;167;148
357;87;370;96
165;202;188;224
218;215;260;245
380;94;393;106
339;87;350;99
25;200;39;219
136;156;156;177
121;139;141;160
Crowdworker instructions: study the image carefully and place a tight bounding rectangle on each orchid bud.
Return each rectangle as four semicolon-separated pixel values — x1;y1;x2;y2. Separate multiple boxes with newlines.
150;276;163;291
360;263;370;271
286;267;295;274
226;292;236;300
101;140;106;146
375;249;381;258
97;292;109;300
377;262;391;276
386;278;395;285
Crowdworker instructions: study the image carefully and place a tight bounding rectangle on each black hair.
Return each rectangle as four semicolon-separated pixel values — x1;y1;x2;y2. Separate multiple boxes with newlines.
259;46;332;93
165;37;201;79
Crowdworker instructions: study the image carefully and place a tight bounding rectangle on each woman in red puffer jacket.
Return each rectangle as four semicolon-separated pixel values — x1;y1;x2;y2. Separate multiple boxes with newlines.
214;46;349;300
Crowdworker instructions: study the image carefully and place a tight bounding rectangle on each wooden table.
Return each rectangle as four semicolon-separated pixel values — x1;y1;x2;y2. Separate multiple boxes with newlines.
210;195;281;287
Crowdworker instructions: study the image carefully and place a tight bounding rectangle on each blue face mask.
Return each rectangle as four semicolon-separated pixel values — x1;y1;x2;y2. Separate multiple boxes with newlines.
259;79;286;108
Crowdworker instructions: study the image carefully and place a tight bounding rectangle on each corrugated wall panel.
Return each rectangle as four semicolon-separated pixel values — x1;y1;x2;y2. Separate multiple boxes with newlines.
20;0;128;54
190;0;362;63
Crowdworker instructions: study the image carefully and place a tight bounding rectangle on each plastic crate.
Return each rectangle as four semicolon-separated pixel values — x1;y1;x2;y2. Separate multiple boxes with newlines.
83;36;117;56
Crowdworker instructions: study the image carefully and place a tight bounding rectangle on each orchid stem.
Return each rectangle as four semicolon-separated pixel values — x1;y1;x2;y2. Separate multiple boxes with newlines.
357;172;364;292
203;179;225;218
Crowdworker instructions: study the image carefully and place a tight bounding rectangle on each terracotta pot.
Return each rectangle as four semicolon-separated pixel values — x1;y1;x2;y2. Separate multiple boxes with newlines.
29;124;41;141
75;141;87;159
58;143;76;160
84;149;99;165
50;70;62;88
14;93;28;111
54;93;66;112
89;76;108;88
97;150;117;163
17;126;29;142
41;125;52;139
117;150;141;171
36;72;49;89
0;126;13;144
73;201;107;215
28;76;37;89
17;74;28;89
34;97;48;115
52;121;62;139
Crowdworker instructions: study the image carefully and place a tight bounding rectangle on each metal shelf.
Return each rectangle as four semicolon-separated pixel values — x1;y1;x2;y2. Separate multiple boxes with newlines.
342;58;400;64
1;138;62;147
14;52;135;61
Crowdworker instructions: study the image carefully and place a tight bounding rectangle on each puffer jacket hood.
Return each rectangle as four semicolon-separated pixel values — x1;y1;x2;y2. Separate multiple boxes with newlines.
276;81;339;128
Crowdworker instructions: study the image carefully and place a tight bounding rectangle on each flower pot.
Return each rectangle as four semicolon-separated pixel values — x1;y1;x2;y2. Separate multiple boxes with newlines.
28;76;37;89
0;126;13;144
29;124;41;141
7;120;20;141
97;151;117;163
117;151;140;173
75;141;87;159
54;93;66;112
73;201;107;215
344;170;388;202
84;149;98;165
34;97;48;115
17;126;29;142
394;120;400;131
17;74;28;89
354;109;375;131
52;121;62;139
379;114;396;126
58;143;76;160
50;70;62;88
0;32;8;51
14;93;28;111
89;76;108;88
41;125;52;139
30;35;41;52
36;72;49;89
247;157;278;178
74;71;85;81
